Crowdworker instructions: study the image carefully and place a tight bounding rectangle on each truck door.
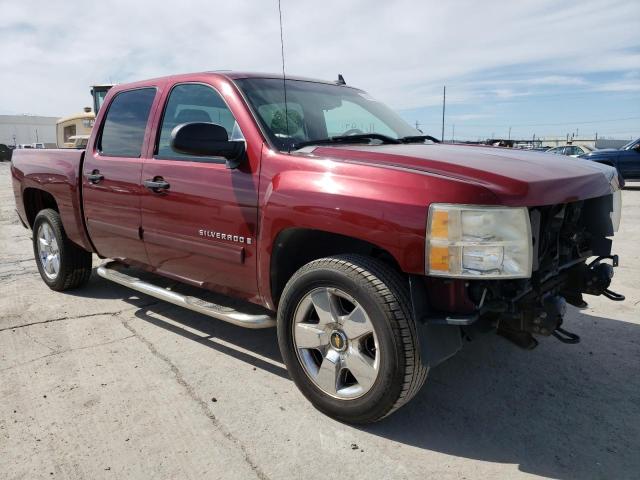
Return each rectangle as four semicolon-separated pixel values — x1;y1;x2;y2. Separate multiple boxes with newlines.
140;82;260;300
82;87;157;264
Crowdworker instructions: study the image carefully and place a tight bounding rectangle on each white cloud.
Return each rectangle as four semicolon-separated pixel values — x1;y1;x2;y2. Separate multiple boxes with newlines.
0;0;638;115
449;114;494;122
594;72;640;92
595;80;640;92
493;89;533;99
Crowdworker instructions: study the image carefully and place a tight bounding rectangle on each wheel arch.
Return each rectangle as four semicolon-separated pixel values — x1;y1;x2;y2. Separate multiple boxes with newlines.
23;188;59;227
269;227;402;308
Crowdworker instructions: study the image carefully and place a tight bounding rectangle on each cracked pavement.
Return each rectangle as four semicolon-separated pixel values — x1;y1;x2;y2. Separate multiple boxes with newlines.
1;161;639;480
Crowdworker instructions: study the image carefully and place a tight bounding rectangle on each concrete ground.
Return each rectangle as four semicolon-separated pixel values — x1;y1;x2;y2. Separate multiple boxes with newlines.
1;160;638;480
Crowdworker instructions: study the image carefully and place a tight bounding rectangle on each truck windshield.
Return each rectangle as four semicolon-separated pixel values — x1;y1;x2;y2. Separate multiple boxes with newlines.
234;78;420;151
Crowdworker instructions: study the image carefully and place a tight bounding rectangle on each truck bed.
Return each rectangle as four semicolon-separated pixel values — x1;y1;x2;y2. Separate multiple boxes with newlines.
11;148;92;251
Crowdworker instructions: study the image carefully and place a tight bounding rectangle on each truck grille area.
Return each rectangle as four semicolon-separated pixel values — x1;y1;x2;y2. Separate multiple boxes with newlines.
462;193;618;348
529;193;614;282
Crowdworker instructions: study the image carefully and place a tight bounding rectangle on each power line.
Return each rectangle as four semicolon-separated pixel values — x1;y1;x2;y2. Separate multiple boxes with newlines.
412;116;640;129
473;116;640;128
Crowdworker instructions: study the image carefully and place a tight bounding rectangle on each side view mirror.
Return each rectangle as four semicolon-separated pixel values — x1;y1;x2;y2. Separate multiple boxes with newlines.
170;122;246;169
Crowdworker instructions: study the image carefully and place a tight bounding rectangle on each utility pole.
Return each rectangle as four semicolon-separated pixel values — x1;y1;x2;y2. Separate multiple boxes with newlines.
508;126;512;140
441;85;446;143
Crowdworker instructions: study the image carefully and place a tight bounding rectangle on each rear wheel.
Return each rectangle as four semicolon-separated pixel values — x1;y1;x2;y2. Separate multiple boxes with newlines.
277;255;428;424
32;209;92;291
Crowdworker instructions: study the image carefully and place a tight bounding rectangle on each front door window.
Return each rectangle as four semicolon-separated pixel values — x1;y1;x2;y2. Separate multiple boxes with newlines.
155;83;244;161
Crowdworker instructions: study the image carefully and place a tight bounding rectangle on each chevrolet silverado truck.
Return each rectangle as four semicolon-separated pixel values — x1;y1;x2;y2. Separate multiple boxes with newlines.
11;72;625;423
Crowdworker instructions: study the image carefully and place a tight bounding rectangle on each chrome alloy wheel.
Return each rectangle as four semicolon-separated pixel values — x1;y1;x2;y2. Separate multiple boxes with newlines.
292;287;380;399
37;223;60;280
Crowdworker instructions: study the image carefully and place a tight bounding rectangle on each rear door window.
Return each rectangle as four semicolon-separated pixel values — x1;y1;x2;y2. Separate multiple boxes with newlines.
99;88;156;157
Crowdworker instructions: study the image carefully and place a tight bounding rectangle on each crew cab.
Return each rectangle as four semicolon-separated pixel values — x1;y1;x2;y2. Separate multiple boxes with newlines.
11;72;624;423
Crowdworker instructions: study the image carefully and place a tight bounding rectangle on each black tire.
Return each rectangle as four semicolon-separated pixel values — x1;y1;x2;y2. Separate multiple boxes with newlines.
32;209;92;291
277;254;428;424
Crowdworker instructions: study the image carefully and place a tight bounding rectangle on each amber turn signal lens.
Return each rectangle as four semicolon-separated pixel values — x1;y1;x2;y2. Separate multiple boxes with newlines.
429;246;449;271
430;210;449;239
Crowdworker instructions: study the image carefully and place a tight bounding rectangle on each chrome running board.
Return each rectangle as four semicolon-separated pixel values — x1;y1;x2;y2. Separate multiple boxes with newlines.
96;261;275;329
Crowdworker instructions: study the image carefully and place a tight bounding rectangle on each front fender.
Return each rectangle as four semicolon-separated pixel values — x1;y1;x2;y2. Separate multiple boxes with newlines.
256;151;499;307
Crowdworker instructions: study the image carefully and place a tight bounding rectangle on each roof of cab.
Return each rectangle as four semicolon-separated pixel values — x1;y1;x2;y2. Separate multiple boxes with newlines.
214;71;348;86
108;71;357;92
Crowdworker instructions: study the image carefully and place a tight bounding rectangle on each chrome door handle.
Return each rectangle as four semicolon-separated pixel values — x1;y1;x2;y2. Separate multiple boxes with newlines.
143;177;170;192
85;169;104;184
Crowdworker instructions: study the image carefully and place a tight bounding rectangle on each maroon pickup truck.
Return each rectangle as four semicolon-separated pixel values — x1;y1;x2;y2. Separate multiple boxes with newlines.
11;72;624;423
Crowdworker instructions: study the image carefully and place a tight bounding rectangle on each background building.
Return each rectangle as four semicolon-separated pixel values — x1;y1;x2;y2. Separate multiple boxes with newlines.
0;115;58;147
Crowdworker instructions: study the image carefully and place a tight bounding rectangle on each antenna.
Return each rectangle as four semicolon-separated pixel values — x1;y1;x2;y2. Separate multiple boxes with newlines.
441;85;446;143
277;0;291;152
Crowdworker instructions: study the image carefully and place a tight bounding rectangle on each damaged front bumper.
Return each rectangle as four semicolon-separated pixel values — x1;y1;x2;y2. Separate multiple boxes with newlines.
412;191;625;367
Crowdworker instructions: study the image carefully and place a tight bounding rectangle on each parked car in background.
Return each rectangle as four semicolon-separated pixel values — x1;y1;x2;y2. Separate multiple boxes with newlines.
580;137;640;181
546;144;593;157
0;144;13;161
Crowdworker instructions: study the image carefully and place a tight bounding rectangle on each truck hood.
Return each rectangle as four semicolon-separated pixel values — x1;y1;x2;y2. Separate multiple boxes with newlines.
311;143;617;206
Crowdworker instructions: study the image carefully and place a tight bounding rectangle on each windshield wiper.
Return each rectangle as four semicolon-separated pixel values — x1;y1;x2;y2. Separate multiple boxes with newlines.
292;133;401;150
398;135;441;144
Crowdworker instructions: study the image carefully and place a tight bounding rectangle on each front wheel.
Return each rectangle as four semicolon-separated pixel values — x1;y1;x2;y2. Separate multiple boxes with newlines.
32;209;92;291
277;255;428;424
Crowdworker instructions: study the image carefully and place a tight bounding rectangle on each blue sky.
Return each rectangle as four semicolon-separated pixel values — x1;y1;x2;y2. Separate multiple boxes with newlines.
402;70;640;141
1;0;638;141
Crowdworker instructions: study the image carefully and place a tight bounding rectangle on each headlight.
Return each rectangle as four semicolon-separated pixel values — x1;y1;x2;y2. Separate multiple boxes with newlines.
426;204;532;278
